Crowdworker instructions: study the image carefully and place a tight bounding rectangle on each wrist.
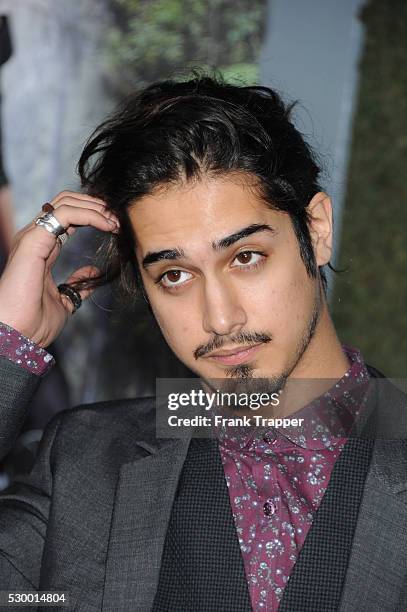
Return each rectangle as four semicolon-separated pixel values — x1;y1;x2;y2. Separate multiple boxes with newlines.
0;317;34;342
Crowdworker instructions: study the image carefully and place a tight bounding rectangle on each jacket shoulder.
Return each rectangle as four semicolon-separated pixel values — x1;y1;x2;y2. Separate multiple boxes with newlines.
60;395;156;428
48;396;158;467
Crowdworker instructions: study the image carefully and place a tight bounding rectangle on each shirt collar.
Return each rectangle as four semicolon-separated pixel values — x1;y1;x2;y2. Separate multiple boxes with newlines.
216;345;371;453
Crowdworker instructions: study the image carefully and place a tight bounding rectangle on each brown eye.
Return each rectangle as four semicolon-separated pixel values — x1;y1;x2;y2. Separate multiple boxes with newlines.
166;270;181;282
160;269;193;288
236;251;253;264
232;251;265;269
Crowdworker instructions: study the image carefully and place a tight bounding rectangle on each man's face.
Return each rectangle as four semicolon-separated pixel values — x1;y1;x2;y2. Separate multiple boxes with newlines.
129;173;328;387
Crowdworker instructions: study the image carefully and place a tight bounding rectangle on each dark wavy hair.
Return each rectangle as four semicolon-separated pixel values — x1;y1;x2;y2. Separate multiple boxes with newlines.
76;70;332;301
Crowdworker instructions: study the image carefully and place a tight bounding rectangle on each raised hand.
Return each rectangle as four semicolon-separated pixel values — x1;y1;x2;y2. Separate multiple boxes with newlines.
0;191;119;347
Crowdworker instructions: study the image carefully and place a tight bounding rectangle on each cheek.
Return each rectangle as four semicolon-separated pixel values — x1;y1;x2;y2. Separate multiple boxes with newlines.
248;260;314;337
276;274;316;340
150;298;198;355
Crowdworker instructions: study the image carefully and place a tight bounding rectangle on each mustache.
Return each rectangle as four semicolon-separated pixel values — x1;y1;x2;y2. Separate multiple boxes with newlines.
194;331;272;360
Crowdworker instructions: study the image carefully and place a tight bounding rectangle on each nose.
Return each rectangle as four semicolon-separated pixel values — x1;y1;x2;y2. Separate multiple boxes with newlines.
201;276;247;336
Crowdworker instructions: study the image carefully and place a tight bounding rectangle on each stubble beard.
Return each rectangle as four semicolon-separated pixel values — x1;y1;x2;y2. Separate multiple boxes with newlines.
213;284;323;400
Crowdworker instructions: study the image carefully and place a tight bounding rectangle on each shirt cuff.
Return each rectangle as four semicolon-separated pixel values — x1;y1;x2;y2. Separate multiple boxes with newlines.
0;321;55;376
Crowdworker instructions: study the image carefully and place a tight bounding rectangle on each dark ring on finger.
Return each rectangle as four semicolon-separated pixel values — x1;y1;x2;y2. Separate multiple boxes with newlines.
42;202;54;213
57;283;82;314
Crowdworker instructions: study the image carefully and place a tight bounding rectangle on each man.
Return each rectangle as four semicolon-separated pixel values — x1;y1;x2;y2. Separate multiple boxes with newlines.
0;74;406;611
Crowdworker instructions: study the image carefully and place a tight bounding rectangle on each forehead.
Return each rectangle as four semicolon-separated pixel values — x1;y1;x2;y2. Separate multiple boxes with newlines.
128;174;287;253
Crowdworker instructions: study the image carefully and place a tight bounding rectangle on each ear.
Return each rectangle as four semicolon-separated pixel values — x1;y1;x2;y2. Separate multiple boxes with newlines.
306;192;333;266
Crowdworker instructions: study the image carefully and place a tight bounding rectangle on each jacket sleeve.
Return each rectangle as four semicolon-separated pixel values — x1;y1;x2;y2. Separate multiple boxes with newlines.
0;356;42;460
0;356;61;588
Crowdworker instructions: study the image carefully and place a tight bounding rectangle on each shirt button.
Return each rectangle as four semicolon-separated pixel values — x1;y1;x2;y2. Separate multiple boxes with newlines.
263;499;276;517
263;432;276;444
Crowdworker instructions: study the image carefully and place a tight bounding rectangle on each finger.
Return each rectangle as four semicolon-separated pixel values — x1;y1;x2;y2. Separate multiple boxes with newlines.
59;265;101;315
15;220;76;268
15;206;117;268
44;226;78;271
45;239;61;269
52;196;119;224
66;265;101;296
50;191;107;208
50;205;119;232
17;195;117;244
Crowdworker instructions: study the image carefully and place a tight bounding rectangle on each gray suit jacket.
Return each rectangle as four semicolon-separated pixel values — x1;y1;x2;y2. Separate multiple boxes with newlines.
1;356;407;611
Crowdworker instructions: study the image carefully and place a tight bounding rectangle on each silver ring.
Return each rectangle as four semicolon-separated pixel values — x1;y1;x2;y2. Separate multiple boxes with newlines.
57;232;69;246
35;212;66;237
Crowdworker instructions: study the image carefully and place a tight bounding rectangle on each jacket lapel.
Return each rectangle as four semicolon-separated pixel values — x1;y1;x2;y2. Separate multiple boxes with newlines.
102;436;191;612
278;436;374;612
339;376;407;610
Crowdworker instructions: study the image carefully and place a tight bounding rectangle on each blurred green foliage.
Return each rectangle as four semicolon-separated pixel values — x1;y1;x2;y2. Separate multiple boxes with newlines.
332;0;407;375
106;0;266;93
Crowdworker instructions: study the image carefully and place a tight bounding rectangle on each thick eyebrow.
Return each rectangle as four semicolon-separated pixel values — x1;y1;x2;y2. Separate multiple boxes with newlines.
142;248;185;269
142;223;276;269
212;223;276;250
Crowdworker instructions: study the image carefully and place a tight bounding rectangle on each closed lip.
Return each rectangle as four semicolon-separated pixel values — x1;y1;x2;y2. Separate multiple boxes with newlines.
205;343;264;366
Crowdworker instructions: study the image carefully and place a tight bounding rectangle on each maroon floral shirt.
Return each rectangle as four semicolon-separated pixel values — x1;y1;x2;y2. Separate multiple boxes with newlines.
218;346;370;611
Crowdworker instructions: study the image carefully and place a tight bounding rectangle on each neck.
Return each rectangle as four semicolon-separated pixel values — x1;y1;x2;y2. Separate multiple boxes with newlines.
292;302;350;380
273;304;351;418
